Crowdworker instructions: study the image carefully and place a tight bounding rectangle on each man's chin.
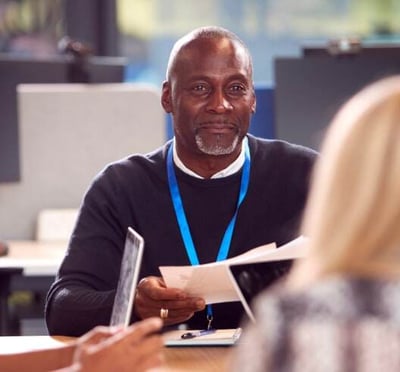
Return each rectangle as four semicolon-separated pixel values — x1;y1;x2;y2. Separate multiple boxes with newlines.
195;134;240;156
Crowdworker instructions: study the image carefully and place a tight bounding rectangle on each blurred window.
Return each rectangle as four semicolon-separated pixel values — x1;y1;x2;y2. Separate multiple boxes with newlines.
0;0;65;57
117;0;400;85
1;0;399;84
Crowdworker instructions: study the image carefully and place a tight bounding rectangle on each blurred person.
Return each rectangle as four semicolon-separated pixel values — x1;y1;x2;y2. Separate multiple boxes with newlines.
1;317;163;372
231;75;400;371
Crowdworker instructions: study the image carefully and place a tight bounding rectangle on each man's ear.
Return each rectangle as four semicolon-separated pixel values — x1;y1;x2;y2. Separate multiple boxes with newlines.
161;81;173;113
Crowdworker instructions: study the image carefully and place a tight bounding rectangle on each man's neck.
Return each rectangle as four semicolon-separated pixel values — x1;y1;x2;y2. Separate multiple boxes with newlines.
183;158;235;179
173;138;247;179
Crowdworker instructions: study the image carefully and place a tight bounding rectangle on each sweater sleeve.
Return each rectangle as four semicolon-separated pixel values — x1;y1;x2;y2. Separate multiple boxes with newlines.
45;165;135;336
45;283;115;336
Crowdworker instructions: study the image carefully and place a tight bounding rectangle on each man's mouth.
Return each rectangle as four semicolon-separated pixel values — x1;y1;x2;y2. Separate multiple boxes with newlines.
197;122;236;134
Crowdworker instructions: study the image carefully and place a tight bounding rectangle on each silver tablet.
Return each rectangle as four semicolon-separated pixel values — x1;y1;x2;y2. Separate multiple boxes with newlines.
110;227;144;327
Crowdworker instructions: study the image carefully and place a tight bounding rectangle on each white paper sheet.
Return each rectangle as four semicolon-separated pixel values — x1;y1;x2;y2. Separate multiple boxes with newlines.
159;236;308;304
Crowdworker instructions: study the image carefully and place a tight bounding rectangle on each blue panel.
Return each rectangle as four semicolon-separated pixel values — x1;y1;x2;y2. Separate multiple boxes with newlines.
166;113;174;140
251;84;275;139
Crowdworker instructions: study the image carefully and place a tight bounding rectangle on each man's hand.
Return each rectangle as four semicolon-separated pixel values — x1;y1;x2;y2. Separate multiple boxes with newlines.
134;276;206;325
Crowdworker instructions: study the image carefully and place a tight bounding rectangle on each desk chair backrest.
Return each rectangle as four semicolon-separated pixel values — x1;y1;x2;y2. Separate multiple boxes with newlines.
36;209;78;242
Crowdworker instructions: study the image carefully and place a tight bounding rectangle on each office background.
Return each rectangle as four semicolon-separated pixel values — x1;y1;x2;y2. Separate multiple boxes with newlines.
0;0;399;337
2;0;400;83
1;0;400;239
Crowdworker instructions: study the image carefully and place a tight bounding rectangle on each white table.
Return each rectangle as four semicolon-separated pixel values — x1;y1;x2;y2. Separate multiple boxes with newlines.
0;240;66;275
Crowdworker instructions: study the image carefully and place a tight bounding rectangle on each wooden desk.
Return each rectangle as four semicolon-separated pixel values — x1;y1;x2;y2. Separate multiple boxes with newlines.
164;345;232;371
0;241;66;335
0;335;233;371
0;244;235;370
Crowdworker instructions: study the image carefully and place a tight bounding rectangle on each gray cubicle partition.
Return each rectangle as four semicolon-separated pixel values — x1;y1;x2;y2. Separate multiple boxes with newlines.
0;83;165;240
0;54;126;183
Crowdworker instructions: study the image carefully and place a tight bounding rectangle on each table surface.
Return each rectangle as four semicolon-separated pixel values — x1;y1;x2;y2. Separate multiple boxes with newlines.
0;335;234;371
0;240;66;275
0;243;236;370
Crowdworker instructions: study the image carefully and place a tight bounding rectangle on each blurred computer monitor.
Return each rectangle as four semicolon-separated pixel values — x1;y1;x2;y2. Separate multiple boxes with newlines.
274;45;400;150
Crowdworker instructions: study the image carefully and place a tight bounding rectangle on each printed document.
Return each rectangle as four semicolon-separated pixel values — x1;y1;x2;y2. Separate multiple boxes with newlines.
159;236;307;304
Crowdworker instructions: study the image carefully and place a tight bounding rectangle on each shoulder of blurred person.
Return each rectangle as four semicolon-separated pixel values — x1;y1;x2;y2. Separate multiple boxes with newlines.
231;76;400;371
231;275;400;372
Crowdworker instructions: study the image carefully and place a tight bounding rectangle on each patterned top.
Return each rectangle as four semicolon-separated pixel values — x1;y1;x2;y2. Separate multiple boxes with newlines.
231;276;400;372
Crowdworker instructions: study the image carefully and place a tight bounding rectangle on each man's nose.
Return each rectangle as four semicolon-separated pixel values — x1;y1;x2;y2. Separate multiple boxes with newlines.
206;90;233;113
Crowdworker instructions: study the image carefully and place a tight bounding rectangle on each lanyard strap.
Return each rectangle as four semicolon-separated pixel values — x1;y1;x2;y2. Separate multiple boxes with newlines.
167;140;250;265
166;140;251;328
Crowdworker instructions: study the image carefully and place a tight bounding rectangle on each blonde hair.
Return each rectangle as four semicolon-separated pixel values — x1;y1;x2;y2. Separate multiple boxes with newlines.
290;76;400;287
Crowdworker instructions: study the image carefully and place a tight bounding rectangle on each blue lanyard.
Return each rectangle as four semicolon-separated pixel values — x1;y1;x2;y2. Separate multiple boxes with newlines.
166;140;251;327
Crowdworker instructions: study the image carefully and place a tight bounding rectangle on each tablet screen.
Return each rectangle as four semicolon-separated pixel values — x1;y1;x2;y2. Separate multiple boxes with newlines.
110;227;144;327
229;259;294;322
231;259;294;304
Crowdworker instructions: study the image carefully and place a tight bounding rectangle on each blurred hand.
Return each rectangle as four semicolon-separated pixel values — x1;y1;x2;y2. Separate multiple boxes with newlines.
134;276;206;326
72;317;164;372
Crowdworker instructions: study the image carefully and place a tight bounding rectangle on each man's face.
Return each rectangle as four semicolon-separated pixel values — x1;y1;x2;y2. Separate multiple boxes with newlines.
162;37;256;159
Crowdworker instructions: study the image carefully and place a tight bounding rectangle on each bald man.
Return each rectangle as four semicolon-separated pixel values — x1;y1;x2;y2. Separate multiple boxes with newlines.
46;26;317;336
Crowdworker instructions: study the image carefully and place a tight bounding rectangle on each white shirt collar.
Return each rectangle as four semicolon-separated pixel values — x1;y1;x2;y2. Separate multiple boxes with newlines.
172;137;248;179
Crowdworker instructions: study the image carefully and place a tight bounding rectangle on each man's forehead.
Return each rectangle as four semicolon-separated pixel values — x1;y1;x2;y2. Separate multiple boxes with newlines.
176;38;250;70
182;36;244;56
167;33;252;82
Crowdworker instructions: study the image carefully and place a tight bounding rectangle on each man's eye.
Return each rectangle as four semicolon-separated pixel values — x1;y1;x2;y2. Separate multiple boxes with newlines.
193;84;207;91
229;84;245;92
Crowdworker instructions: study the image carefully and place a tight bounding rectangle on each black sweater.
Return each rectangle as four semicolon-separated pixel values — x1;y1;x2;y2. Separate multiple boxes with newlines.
45;135;317;336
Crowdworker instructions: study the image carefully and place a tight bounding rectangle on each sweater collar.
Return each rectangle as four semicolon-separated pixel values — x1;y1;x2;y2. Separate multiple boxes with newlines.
172;137;247;179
